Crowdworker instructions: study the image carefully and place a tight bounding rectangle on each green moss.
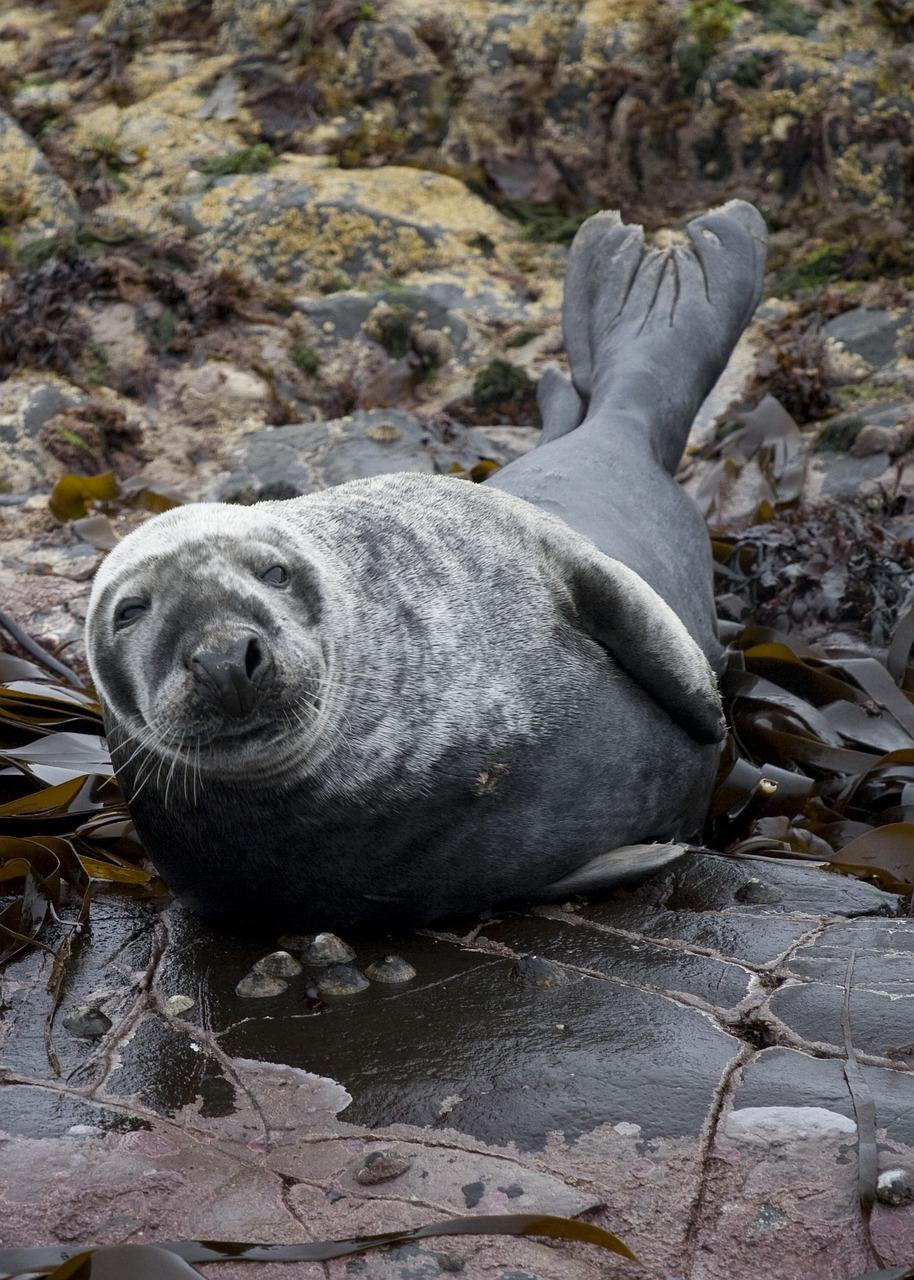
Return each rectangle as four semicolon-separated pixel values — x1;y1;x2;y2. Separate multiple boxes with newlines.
412;360;438;387
153;306;177;354
87;132;122;161
55;425;95;457
367;305;413;358
359;3;377;18
678;0;739;92
200;145;278;179
506;327;543;348
685;0;739;46
812;416;865;453
836;380;905;406
753;0;818;34
472;359;534;417
291;342;320;376
86;342;109;386
780;246;845;293
502;200;596;246
16;228;128;271
731;52;766;87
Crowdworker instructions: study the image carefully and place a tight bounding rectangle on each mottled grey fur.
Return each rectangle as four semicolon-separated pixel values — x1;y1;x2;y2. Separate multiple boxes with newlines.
85;200;767;929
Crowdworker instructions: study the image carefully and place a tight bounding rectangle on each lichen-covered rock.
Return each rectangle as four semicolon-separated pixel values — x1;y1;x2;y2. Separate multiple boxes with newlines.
212;0;300;53
212;408;499;502
58;59;250;237
172;159;519;291
219;0;910;228
96;0;187;41
0;111;78;249
690;18;911;218
295;287;469;350
0;7;69;74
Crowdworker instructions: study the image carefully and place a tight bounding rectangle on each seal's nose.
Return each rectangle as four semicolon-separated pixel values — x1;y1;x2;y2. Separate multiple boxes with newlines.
189;634;271;718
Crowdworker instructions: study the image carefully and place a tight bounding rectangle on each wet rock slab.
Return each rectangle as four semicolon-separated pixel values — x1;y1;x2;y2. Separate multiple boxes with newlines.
2;851;913;1279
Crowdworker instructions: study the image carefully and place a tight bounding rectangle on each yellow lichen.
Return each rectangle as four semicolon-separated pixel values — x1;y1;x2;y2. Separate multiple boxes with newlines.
832;144;893;213
0;7;69;70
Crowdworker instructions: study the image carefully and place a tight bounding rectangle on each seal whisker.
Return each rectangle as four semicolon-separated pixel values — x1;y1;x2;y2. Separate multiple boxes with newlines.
293;692;351;758
109;725;146;756
128;739;166;805
110;724;160;774
182;737;190;806
164;732;185;812
127;718;176;804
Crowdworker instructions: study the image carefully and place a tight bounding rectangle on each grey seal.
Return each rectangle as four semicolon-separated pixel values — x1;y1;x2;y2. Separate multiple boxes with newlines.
85;199;767;929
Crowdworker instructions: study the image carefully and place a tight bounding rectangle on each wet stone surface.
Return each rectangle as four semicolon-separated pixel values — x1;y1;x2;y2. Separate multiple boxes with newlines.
2;850;914;1278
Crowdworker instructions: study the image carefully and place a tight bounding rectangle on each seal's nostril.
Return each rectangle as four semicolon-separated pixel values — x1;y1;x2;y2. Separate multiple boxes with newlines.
245;636;262;681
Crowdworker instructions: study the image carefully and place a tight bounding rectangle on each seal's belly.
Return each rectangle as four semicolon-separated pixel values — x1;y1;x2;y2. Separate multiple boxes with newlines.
131;672;718;929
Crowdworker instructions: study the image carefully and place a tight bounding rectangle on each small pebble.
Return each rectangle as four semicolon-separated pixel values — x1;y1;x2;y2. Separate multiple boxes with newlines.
253;950;302;978
365;954;416;984
435;1254;465;1273
315;964;368;996
354;1148;413;1185
735;878;783;905
62;1006;112;1039
306;932;356;966
510;955;568;987
877;1168;914;1206
162;994;195;1018
235;972;288;999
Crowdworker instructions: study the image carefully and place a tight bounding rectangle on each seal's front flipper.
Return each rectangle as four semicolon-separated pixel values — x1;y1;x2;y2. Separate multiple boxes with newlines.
563;200;768;472
568;542;725;744
534;841;687;899
537;367;585;446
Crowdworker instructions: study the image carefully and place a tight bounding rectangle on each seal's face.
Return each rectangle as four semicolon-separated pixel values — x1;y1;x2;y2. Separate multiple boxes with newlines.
86;504;332;790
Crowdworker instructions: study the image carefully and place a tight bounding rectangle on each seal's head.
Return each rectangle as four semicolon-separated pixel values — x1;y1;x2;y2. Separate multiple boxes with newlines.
86;503;334;788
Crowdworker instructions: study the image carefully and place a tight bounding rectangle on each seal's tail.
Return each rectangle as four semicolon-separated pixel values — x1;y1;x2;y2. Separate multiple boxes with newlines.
540;200;768;473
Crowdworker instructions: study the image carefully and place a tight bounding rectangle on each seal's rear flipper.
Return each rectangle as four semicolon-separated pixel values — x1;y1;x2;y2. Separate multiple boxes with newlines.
537;367;585;446
562;200;768;472
534;841;687;899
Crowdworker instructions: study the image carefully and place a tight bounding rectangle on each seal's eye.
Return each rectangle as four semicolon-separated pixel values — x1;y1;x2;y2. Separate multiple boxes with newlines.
114;598;147;630
260;564;289;587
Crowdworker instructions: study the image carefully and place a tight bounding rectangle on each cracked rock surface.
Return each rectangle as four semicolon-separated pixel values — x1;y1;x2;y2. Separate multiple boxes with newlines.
2;851;913;1277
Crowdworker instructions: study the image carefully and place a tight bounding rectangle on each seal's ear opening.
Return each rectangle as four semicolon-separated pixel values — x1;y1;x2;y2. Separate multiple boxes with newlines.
570;552;725;746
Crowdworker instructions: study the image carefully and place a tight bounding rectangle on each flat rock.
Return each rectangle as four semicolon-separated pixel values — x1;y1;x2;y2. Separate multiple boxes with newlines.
2;846;913;1278
823;306;913;368
212;410;501;501
0;375;86;494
